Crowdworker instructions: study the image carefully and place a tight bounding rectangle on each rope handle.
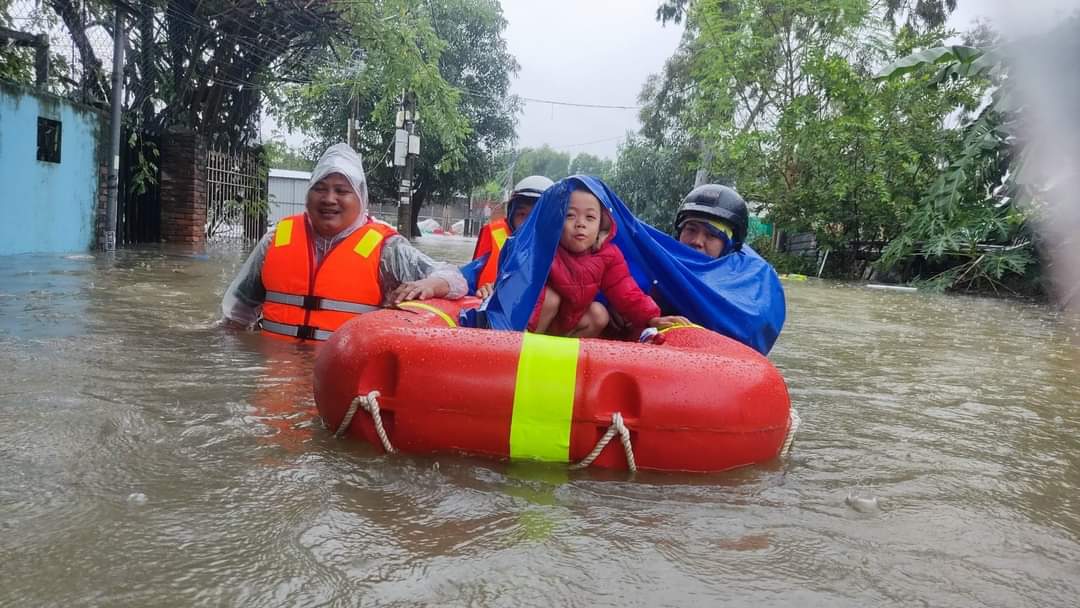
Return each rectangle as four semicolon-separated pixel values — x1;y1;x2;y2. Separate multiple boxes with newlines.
569;412;637;473
335;390;396;454
780;408;800;458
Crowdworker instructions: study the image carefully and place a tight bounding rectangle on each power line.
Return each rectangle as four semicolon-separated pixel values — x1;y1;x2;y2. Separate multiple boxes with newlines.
520;96;641;110
551;135;628;150
454;87;641;111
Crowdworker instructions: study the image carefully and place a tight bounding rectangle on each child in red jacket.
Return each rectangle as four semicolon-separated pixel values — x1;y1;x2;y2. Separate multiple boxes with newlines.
528;187;687;338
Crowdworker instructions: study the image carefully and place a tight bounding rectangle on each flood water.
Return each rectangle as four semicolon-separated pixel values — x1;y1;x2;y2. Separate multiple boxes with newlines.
1;236;1078;607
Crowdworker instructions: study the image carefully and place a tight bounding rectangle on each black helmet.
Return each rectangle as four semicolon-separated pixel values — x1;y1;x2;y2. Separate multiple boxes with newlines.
675;184;749;249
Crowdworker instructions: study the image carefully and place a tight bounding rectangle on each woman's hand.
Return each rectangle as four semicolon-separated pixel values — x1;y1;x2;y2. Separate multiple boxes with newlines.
389;277;450;305
648;315;692;329
475;283;494;299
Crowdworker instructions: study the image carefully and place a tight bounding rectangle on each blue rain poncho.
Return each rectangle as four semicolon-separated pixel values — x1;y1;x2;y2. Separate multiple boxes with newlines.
460;176;786;355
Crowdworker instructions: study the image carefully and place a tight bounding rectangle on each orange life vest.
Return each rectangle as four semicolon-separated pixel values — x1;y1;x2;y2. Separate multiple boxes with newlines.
260;214;397;341
476;218;510;287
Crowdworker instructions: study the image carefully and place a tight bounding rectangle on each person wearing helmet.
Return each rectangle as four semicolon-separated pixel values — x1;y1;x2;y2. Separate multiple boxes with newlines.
674;184;749;258
469;175;554;297
608;183;753;338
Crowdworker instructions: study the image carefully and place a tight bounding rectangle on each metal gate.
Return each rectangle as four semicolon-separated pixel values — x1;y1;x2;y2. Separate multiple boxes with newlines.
117;130;161;245
205;148;267;241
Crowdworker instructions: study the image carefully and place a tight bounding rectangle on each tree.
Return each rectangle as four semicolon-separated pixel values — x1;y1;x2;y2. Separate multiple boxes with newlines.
882;0;957;30
639;0;979;277
568;153;613;180
511;146;572;184
0;1;475;152
263;140;315;172
277;0;518;234
875;35;1046;293
607;135;696;227
28;1;351;148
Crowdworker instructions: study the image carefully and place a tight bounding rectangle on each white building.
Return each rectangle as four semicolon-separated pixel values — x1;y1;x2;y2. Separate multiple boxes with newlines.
267;168;311;225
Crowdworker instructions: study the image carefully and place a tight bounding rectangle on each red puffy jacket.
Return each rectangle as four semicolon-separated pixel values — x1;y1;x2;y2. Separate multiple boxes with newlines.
528;211;660;336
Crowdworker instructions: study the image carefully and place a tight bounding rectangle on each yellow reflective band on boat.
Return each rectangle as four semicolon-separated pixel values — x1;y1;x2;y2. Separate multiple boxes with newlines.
397;301;457;327
657;322;703;335
492;227;508;249
354;230;384;258
510;333;580;462
274;219;294;247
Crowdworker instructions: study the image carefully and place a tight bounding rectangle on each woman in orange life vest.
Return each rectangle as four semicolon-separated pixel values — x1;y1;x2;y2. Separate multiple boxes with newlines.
221;143;467;340
469;175;554;298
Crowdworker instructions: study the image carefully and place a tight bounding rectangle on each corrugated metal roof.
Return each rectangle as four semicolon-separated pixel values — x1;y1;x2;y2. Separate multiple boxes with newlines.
269;168;312;180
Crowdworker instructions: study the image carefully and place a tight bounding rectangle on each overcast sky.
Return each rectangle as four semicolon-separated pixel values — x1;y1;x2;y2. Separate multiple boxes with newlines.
499;0;683;160
502;0;1080;161
265;0;1080;160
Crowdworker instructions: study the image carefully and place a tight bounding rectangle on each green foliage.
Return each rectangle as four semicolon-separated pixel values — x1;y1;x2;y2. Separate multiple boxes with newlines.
641;0;982;278
606;135;696;227
278;0;516;206
3;1;353;147
511;146;572;184
126;131;159;196
1;2;31;81
472;179;503;203
749;235;818;275
568;153;613;180
263;140;315;172
876;41;1039;294
882;0;957;30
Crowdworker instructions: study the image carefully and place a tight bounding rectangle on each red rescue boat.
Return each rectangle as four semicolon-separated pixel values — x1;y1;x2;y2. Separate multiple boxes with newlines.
314;298;796;473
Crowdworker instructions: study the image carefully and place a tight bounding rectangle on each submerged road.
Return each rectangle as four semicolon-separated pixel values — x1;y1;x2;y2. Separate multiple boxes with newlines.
1;236;1077;606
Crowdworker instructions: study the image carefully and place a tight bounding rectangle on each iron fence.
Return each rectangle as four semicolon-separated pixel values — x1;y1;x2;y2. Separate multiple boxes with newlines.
206;148;266;242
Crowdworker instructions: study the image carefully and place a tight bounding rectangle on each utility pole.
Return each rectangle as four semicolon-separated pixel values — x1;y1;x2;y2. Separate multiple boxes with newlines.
394;92;419;238
347;95;358;149
103;5;126;251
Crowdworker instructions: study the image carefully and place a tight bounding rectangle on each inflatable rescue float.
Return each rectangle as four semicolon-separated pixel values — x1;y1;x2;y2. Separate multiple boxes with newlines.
314;299;797;473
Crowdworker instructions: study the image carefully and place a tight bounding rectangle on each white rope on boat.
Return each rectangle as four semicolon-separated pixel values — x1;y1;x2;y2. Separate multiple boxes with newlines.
569;412;637;473
335;390;396;454
780;408;801;458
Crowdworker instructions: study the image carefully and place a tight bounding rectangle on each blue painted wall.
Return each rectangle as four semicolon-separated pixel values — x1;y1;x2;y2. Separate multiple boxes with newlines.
0;82;105;255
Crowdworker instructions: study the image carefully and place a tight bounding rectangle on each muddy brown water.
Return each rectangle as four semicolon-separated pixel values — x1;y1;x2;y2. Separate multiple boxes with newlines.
1;236;1077;607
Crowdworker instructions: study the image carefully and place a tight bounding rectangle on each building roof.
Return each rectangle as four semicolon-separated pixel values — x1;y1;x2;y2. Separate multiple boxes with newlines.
269;168;312;180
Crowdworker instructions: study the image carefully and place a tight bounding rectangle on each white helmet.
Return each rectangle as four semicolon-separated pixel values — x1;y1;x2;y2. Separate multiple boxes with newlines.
511;175;554;200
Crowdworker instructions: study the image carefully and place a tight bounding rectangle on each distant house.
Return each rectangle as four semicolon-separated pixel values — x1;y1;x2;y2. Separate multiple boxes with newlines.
267;168;311;225
0;80;106;255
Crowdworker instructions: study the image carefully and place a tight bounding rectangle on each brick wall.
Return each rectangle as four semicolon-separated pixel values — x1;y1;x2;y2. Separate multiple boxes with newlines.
159;131;207;244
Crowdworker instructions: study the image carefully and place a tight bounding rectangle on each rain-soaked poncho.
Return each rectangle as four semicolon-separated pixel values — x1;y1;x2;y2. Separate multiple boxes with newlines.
460;175;786;354
221;144;466;327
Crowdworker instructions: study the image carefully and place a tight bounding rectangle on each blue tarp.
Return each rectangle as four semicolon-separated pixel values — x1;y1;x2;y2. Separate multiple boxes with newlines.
460;175;786;354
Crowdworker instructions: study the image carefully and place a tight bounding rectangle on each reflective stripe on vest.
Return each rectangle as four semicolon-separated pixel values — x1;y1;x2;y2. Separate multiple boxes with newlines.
509;333;581;462
264;291;381;315
261;214;395;340
477;219;510;287
491;225;508;249
261;319;334;341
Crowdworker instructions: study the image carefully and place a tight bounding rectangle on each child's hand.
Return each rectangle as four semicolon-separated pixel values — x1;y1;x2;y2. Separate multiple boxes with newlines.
476;283;494;299
390;277;448;305
648;315;692;329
